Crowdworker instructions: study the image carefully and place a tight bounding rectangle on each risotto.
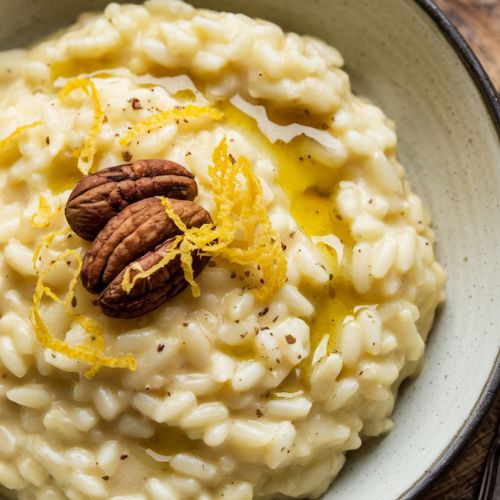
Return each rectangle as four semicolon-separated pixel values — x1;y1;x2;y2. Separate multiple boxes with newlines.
0;1;445;499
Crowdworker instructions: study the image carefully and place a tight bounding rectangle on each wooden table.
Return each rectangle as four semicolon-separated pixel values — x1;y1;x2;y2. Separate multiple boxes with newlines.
434;0;500;89
423;1;499;498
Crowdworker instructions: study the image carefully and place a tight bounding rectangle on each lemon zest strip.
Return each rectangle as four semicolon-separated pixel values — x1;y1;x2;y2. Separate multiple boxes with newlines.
30;195;54;228
121;138;287;301
30;247;136;378
119;105;224;146
0;121;42;152
32;227;71;272
59;78;104;175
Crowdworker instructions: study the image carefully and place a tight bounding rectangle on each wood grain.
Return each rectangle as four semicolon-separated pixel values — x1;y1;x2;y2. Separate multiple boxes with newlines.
423;392;500;499
434;0;500;89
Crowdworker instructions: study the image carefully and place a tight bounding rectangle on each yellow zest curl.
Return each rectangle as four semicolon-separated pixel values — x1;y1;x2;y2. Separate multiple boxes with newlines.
122;138;287;301
119;105;223;146
0;121;42;153
32;227;71;272
59;78;104;175
30;195;54;228
30;243;136;378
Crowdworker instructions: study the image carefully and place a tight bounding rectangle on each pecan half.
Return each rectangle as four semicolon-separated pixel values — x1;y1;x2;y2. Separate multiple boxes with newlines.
81;197;211;294
99;238;210;318
65;159;198;240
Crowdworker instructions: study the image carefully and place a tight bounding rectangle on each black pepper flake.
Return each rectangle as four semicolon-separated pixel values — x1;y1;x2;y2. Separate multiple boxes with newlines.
71;296;77;308
130;98;142;110
182;322;188;327
122;151;132;162
230;271;236;279
258;307;269;317
120;454;128;460
285;334;296;345
102;476;110;481
157;344;165;352
45;136;50;145
256;409;263;418
272;316;279;323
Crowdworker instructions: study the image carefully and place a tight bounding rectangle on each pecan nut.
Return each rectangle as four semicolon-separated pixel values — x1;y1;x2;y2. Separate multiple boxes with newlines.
65;159;198;240
98;238;210;319
81;197;211;294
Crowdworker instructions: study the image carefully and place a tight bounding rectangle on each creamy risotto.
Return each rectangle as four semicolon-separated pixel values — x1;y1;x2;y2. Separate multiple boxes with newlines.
0;1;445;499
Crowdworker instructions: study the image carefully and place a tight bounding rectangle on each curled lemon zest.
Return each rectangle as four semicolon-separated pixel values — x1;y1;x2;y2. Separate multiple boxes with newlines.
0;121;42;152
122;138;287;301
119;105;224;146
30;195;54;228
30;245;136;378
59;78;104;175
32;227;71;272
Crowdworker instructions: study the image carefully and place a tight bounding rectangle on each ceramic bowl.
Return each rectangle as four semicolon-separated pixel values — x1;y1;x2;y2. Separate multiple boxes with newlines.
0;0;499;498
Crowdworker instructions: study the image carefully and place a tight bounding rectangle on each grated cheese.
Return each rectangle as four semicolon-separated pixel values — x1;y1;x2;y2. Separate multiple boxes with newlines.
58;78;104;175
119;105;223;146
122;138;287;302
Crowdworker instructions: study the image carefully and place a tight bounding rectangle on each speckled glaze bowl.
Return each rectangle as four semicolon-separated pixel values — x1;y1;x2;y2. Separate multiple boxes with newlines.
0;1;499;499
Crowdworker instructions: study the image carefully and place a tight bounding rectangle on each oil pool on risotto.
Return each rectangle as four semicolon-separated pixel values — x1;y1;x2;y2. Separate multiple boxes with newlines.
0;1;445;498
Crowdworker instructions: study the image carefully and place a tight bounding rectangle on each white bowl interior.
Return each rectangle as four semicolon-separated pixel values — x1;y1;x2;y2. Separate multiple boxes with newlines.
1;1;499;498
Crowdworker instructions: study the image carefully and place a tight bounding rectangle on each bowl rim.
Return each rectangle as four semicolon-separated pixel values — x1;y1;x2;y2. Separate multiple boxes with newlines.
403;1;500;498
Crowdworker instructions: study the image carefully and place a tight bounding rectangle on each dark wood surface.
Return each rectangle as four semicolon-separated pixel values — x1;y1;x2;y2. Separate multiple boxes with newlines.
422;1;500;498
434;0;500;89
423;393;500;498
